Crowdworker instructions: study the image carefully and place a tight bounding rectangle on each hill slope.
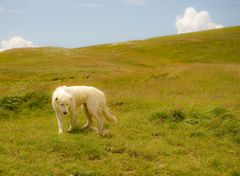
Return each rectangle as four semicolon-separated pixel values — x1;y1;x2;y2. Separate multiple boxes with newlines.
0;26;240;97
0;27;240;175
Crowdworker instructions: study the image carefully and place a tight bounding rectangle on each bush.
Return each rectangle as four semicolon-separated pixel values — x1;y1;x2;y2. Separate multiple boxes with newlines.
148;107;240;143
149;109;185;123
0;92;51;119
170;109;185;122
0;96;23;111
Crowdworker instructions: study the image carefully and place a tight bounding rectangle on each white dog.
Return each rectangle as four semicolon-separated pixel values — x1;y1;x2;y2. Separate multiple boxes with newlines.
52;86;117;135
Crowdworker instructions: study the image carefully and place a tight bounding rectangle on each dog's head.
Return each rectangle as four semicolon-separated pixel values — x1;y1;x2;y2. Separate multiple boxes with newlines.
54;93;72;115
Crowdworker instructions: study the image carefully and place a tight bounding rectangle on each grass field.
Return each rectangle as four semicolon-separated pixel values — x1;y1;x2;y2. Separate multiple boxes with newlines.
0;26;240;176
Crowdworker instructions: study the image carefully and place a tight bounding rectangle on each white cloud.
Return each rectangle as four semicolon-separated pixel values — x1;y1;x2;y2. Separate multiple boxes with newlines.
176;7;224;34
0;36;37;52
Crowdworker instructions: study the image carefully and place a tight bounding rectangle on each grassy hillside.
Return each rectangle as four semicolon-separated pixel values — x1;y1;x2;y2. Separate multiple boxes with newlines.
0;26;240;175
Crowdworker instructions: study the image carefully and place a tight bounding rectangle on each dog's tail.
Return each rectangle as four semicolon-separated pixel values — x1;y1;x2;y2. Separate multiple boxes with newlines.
103;107;117;123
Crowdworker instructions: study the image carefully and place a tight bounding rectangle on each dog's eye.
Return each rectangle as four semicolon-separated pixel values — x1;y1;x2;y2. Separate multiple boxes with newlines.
61;104;64;106
66;104;69;106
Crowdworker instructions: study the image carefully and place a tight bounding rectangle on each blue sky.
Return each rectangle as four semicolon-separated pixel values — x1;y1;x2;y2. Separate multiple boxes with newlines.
0;0;240;48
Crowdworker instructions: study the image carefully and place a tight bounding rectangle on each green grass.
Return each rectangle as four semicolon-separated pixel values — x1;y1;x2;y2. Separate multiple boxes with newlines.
0;26;240;175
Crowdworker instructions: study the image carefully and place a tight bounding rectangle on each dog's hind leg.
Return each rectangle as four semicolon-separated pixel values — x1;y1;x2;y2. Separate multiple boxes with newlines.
82;103;93;129
87;102;104;135
94;112;104;136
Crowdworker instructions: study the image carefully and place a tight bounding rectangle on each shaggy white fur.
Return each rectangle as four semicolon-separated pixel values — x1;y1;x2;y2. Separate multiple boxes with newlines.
52;86;117;135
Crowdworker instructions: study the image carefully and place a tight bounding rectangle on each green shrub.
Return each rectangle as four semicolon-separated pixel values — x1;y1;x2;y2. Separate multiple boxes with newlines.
149;109;185;123
0;92;51;119
149;107;240;143
0;96;23;111
170;109;185;122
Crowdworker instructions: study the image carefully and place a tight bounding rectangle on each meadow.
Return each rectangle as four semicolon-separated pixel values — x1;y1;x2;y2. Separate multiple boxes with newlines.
0;26;239;175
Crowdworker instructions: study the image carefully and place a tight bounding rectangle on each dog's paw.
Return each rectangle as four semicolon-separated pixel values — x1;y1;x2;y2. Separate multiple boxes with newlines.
102;130;113;138
92;127;101;135
82;125;89;130
66;128;72;132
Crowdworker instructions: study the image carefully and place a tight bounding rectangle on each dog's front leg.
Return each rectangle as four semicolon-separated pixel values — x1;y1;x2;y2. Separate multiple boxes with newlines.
56;112;63;134
68;110;77;131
